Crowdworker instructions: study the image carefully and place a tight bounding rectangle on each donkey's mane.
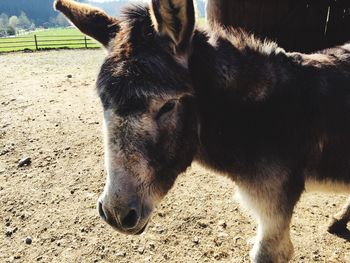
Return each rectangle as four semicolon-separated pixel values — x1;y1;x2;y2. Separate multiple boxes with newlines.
209;25;284;56
118;3;153;34
120;3;149;22
119;3;283;56
97;3;286;115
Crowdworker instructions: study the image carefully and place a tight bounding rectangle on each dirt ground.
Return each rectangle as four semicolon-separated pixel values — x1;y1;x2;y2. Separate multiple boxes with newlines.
0;49;349;263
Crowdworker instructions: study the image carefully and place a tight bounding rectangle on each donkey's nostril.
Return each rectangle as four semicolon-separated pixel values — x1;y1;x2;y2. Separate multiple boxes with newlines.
121;209;139;229
98;201;107;220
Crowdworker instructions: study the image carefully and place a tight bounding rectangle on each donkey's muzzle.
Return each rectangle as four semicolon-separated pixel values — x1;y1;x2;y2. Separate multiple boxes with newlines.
97;198;145;234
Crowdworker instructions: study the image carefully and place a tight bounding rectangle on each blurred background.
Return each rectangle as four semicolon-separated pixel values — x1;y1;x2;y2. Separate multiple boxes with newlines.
0;0;206;52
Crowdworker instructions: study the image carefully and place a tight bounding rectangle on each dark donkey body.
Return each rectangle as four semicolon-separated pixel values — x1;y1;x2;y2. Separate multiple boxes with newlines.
55;0;350;262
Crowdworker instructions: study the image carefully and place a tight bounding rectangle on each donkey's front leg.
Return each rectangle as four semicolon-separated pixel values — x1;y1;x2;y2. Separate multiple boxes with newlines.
236;174;303;263
250;214;293;263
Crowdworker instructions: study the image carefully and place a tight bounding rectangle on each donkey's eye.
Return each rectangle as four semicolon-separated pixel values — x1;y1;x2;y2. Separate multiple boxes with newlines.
156;100;176;120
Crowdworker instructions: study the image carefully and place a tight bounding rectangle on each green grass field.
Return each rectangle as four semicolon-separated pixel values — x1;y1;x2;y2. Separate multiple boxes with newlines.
0;19;208;53
0;28;100;52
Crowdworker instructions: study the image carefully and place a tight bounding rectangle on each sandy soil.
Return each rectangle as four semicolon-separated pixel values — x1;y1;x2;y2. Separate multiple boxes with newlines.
0;49;349;263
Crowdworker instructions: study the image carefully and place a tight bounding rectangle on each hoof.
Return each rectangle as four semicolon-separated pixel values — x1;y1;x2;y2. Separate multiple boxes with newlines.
327;219;347;235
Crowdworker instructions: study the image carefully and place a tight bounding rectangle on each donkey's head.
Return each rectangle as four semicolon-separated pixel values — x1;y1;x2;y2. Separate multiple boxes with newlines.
55;0;198;234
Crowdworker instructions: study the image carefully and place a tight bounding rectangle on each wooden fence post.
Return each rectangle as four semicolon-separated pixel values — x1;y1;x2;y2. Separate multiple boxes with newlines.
34;35;38;50
84;36;88;48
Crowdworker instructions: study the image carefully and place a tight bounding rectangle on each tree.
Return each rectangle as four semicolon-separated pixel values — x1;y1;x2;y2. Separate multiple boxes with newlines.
6;26;15;36
55;13;69;27
0;13;9;27
0;24;6;36
18;11;32;29
8;15;19;29
0;14;15;37
29;22;35;30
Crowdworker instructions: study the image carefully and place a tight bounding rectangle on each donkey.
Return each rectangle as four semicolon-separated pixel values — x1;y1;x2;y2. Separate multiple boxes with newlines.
55;0;350;262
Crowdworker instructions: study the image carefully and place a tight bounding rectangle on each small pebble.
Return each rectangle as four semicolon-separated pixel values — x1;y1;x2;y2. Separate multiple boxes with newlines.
198;221;208;228
5;229;13;237
157;211;165;217
5;227;17;237
25;236;32;245
233;235;241;244
214;236;223;246
116;251;126;257
148;242;156;249
67;74;72;78
88;121;99;125
137;246;145;254
18;157;31;167
218;220;227;229
193;236;200;244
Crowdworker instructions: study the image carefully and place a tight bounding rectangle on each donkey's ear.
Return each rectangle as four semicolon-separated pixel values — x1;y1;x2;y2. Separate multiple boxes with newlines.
150;0;195;54
54;0;119;47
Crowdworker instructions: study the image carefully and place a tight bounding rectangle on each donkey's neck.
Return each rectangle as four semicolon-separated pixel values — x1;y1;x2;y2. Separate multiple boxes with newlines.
189;28;289;100
188;28;293;175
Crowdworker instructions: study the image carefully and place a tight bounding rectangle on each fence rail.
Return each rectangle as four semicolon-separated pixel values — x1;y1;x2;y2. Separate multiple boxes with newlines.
0;34;99;52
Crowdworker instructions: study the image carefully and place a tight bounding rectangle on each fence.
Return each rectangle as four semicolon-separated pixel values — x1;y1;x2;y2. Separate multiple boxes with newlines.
0;34;99;52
